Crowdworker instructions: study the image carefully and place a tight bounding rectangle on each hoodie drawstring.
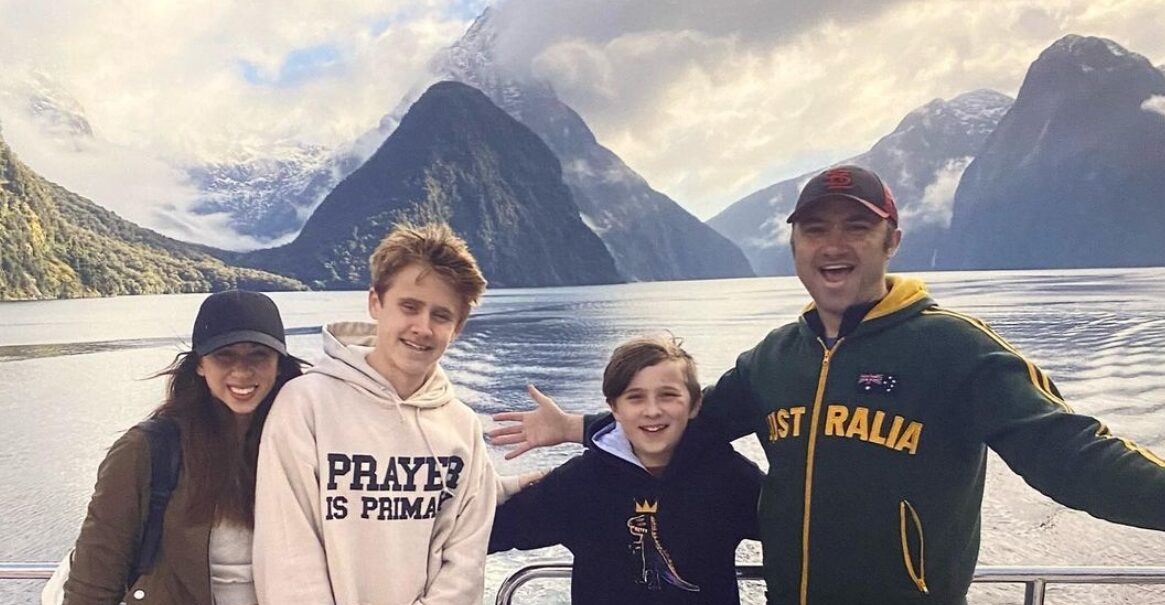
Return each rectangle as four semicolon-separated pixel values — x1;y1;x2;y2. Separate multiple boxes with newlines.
416;407;456;502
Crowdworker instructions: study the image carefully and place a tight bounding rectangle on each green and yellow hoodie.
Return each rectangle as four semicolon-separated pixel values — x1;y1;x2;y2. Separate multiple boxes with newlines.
702;275;1165;605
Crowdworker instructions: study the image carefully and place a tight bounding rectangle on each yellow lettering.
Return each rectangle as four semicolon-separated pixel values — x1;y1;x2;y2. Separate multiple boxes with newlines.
824;405;848;436
886;415;905;446
789;407;806;437
868;410;888;445
777;409;790;439
894;422;924;455
767;413;778;441
845;407;870;441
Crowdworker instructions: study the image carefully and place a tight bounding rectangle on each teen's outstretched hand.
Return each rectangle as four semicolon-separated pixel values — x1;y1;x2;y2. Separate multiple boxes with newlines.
489;385;585;460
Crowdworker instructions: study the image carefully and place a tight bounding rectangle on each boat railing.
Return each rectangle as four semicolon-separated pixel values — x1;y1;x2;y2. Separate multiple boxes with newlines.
5;561;1165;605
490;562;1165;605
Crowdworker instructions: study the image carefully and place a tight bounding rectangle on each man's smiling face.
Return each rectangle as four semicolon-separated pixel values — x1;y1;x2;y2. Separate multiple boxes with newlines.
791;196;900;336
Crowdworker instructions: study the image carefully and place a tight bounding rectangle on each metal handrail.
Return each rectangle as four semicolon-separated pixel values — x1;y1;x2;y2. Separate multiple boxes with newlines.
6;561;1165;604
0;562;55;579
492;562;1165;605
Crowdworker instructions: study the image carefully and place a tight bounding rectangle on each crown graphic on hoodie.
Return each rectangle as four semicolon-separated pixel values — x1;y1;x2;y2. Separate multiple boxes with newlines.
635;499;659;514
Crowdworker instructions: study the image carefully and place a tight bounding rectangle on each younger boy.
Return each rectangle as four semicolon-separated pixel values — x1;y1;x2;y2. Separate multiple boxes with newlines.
489;334;763;604
254;222;500;605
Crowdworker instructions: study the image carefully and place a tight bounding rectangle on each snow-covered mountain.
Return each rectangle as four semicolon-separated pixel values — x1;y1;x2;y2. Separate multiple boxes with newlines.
0;68;353;248
941;35;1165;269
402;8;754;282
0;69;94;146
187;143;361;243
707;89;1013;275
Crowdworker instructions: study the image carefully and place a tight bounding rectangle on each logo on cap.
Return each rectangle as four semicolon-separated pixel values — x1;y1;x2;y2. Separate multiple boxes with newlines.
786;164;899;225
822;168;854;191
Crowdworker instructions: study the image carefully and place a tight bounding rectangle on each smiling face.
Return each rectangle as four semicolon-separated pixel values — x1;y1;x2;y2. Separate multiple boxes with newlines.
366;263;464;399
196;342;280;417
609;360;698;469
791;196;901;337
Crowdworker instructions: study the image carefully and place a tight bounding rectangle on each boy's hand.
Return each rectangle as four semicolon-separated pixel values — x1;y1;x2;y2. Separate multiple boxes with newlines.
489;385;585;459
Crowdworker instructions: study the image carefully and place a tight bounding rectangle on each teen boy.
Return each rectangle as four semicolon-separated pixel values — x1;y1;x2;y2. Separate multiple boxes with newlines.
254;222;503;605
489;334;763;604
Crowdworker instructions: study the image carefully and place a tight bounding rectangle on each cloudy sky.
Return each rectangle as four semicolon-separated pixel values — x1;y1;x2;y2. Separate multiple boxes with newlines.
1;0;1163;241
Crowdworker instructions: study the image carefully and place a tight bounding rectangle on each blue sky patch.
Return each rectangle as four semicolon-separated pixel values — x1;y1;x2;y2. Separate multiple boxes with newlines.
239;43;344;87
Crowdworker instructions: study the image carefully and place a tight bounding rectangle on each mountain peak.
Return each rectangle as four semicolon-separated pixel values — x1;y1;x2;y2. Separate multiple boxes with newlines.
244;79;623;289
1040;35;1153;74
427;7;753;282
948;88;1014;108
942;35;1165;271
894;89;1012;140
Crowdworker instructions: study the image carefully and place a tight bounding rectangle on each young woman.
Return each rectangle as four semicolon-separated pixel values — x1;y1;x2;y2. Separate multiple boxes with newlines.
62;290;306;605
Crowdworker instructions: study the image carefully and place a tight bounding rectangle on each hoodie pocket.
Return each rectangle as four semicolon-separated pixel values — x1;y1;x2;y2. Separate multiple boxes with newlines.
898;499;929;594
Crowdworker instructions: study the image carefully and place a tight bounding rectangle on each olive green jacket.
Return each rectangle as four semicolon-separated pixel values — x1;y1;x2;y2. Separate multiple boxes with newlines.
63;426;213;605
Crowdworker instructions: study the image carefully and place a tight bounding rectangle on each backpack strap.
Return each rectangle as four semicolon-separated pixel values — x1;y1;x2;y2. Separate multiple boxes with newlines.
129;416;182;587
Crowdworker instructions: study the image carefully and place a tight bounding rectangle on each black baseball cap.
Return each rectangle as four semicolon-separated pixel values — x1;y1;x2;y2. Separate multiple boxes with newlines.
192;290;287;356
786;165;899;225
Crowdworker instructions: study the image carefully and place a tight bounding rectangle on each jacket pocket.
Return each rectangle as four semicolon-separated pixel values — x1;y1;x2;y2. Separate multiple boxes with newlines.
898;499;929;594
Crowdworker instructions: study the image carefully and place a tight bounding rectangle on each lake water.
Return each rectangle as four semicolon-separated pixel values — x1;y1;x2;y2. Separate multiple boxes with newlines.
2;268;1164;604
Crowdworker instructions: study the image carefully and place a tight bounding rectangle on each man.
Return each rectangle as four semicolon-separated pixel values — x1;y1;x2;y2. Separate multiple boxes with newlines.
490;165;1165;605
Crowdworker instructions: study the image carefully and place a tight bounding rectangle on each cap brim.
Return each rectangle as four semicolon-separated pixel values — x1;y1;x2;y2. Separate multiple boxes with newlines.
194;330;287;357
786;194;891;223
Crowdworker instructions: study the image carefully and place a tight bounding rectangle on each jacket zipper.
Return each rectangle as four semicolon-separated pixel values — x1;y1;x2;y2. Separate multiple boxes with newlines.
899;499;930;594
799;339;840;605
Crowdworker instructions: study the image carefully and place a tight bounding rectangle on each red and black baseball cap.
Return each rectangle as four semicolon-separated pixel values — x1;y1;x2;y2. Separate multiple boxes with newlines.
786;165;898;225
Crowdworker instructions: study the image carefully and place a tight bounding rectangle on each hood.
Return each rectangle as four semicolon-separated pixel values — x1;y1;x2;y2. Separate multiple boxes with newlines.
309;321;455;410
864;275;931;321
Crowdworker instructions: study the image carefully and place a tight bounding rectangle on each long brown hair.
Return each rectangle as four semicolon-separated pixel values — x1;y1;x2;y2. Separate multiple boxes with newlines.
150;351;305;527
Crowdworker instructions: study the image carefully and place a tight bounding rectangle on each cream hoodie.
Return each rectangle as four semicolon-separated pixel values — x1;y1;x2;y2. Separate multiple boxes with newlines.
254;322;503;605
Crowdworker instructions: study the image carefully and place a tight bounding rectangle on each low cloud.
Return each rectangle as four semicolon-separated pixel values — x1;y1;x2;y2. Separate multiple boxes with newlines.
1;0;1163;231
903;157;973;230
0;1;477;162
0;106;280;250
1142;95;1165;120
491;0;1165;218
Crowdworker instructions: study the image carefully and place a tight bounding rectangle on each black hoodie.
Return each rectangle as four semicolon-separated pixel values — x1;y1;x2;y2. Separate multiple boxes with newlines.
489;415;763;604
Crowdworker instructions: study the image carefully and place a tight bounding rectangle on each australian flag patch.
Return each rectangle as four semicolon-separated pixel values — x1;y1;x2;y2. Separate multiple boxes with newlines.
857;372;898;394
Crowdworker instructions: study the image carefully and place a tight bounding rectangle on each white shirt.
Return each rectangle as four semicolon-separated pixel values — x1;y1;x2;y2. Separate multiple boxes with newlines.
209;521;256;605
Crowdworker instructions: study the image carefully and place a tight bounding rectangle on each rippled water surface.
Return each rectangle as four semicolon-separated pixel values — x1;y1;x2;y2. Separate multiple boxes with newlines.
2;268;1164;604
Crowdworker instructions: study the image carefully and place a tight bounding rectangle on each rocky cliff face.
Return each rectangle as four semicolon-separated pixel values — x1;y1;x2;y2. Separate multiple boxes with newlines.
423;9;754;281
708;90;1013;275
242;81;622;289
941;35;1165;270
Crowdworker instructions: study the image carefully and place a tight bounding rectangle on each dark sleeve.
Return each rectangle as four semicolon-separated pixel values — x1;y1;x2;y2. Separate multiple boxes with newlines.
489;456;582;553
63;429;149;605
582;413;607;445
700;344;768;441
726;453;764;542
967;335;1165;530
